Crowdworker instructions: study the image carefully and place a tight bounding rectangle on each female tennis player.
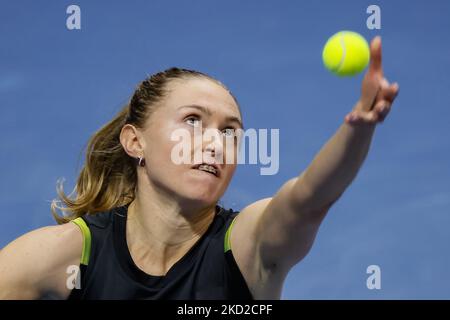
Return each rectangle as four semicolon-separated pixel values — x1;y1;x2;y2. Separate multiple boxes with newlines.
0;36;398;299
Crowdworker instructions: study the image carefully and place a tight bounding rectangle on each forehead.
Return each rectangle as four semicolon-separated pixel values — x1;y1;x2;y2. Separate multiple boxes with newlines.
164;77;240;116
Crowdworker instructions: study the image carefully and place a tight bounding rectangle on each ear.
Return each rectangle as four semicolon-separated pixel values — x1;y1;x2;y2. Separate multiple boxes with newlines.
119;124;145;158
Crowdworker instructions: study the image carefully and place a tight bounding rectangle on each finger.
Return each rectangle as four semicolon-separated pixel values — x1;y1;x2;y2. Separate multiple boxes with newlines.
369;36;383;77
374;77;398;99
373;77;389;99
381;77;389;89
377;83;399;104
373;100;391;122
374;99;391;113
384;82;399;101
346;109;379;124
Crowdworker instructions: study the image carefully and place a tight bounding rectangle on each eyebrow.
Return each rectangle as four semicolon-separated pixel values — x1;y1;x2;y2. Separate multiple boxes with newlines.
177;104;243;128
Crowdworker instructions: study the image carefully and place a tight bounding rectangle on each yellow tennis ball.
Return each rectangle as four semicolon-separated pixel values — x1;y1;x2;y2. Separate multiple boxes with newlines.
322;31;370;77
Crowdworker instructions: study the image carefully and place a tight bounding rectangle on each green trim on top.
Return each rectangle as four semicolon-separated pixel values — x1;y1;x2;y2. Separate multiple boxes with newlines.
71;217;92;266
224;216;237;252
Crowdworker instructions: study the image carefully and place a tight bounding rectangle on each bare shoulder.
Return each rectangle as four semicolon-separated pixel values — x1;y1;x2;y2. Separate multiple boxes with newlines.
230;197;287;299
0;221;83;299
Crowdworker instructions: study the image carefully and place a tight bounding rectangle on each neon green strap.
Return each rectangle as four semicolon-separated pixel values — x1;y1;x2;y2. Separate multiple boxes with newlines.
224;216;237;252
71;217;92;266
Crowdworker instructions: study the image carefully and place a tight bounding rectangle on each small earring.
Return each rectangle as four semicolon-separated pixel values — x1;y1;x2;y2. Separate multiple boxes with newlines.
138;156;146;167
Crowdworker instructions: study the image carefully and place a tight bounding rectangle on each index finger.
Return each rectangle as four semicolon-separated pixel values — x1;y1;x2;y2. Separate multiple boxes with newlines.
369;36;383;77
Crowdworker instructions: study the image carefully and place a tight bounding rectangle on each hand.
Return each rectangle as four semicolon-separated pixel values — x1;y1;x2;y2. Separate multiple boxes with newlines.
345;36;400;126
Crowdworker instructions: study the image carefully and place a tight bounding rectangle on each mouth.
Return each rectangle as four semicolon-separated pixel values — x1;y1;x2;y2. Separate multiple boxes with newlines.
192;163;220;178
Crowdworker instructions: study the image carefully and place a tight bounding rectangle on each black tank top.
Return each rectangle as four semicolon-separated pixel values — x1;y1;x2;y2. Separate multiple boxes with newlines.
67;204;254;300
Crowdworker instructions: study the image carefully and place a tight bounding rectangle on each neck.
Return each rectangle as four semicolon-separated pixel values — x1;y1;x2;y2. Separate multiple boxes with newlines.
125;176;217;275
127;195;216;246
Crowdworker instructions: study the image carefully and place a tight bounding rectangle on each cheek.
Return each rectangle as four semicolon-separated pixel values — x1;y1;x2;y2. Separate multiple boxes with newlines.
146;123;181;159
145;130;173;174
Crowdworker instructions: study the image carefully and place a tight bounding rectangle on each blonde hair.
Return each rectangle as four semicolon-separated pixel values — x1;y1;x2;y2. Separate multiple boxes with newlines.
51;67;240;223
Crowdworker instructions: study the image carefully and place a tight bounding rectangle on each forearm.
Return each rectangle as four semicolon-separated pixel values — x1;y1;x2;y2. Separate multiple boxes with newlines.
294;120;376;210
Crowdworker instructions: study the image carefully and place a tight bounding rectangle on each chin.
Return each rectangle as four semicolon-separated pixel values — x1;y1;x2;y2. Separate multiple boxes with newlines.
185;191;218;205
176;187;220;207
170;170;226;206
175;197;218;214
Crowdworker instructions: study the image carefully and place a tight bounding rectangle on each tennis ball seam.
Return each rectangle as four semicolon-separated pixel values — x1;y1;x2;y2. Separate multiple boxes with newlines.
337;32;347;73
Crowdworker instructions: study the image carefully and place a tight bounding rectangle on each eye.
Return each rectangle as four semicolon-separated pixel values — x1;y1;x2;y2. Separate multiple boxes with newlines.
222;128;236;138
185;115;201;127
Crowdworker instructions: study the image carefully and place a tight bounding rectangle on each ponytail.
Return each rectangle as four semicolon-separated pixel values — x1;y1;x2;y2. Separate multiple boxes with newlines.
51;105;136;223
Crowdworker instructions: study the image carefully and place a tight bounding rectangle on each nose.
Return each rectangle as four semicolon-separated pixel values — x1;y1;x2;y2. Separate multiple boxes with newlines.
202;128;224;163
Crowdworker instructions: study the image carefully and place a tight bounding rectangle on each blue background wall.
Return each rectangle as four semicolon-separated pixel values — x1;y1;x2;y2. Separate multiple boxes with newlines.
1;1;449;298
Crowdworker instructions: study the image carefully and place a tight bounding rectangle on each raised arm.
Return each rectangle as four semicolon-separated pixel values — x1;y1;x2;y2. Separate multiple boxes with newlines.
232;36;400;284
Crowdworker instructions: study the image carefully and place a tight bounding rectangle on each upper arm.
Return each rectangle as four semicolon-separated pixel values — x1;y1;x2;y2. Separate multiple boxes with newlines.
232;177;333;279
0;222;83;299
